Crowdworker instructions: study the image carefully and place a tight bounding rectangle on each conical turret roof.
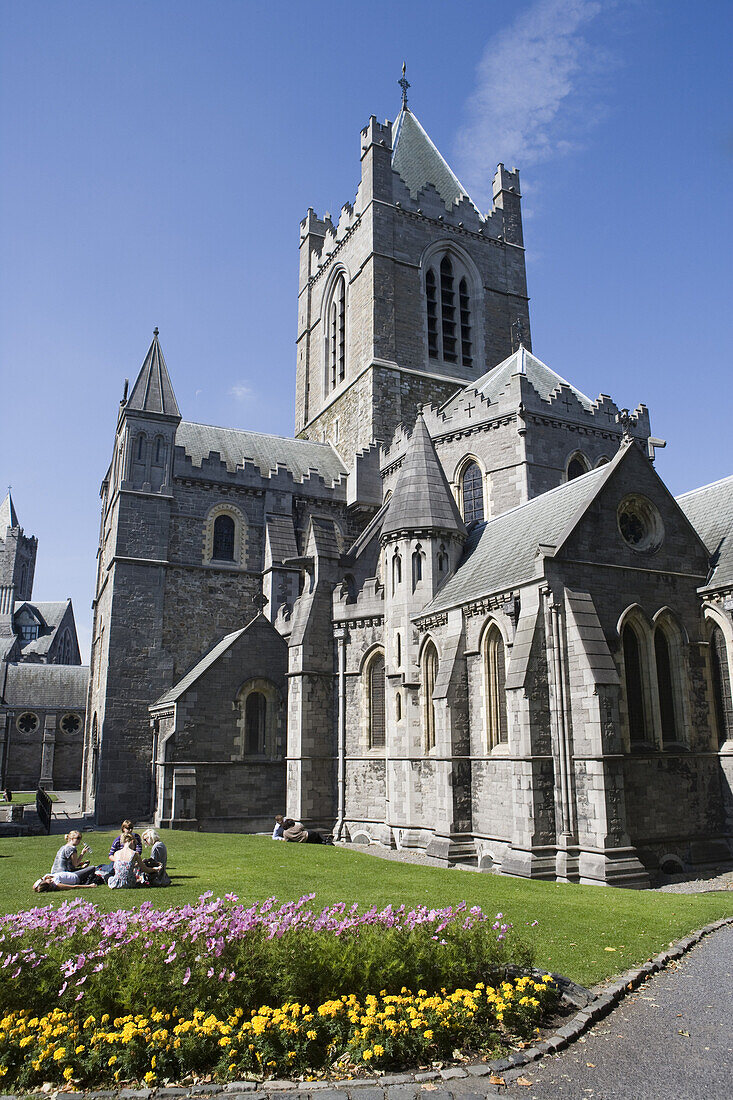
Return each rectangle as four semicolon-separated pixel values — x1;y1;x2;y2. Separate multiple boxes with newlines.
0;490;19;531
126;329;181;417
392;107;477;213
381;415;466;538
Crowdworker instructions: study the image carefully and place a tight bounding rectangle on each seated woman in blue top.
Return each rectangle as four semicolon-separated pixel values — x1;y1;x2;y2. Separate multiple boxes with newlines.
109;819;143;858
50;830;99;884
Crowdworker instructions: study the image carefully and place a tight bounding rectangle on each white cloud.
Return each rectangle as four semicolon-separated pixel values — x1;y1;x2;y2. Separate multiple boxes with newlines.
229;382;254;402
455;0;613;203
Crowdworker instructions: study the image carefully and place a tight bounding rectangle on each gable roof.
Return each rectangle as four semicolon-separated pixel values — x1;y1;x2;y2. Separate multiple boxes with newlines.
126;330;181;417
381;415;466;538
677;474;733;591
469;346;595;412
175;421;348;487
423;461;614;615
1;663;89;708
152;625;248;708
392;108;477;213
0;491;19;531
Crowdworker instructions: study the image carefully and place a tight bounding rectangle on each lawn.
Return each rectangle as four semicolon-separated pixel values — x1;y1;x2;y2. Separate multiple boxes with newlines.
2;790;59;805
1;829;730;988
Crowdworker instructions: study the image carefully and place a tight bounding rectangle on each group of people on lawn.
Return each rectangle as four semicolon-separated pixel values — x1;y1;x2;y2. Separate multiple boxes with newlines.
33;821;171;893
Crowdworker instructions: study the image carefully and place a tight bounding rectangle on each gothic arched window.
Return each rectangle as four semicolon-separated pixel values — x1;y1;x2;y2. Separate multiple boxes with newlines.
710;624;733;745
412;545;423;590
623;624;647;744
367;651;386;749
212;514;235;561
567;453;590;481
245;691;267;754
425;253;474;368
484;624;508;749
423;641;438;750
654;628;677;744
136;433;146;461
461;461;484;523
392;552;402;594
326;273;347;392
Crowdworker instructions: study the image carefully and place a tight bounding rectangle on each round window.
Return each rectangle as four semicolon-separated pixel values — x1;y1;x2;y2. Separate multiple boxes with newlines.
617;495;664;553
17;712;39;734
60;713;82;734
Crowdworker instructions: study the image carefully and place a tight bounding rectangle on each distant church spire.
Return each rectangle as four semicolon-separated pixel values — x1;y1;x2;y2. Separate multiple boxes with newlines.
125;328;181;418
0;489;19;531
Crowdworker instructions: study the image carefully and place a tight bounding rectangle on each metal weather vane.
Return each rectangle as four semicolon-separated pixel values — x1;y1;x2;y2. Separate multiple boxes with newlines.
398;62;410;109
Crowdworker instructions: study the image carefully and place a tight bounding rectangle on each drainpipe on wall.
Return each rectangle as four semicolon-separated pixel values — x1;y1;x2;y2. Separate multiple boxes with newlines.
544;590;571;837
334;626;347;841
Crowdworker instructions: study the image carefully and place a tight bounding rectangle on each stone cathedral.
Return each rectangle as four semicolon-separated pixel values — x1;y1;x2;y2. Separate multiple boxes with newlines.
81;93;733;887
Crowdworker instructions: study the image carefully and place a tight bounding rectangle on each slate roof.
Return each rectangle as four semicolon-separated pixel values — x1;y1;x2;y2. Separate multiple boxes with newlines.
381;415;466;538
424;462;613;615
392;108;477;213
151;626;249;708
469;347;595;411
126;331;181;417
677;475;733;591
1;664;89;708
0;492;19;531
175;422;348;486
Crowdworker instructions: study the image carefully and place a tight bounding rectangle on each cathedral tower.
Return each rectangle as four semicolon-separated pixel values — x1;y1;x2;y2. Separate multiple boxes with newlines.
295;93;531;463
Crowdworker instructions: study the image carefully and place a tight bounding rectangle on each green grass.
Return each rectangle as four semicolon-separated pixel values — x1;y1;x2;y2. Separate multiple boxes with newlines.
2;791;59;805
1;830;730;988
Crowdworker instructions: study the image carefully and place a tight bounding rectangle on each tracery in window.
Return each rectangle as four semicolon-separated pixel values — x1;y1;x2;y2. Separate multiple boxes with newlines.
367;651;386;749
484;624;508;749
459;278;472;367
440;256;457;363
60;713;82;735
710;623;732;745
461;461;484;524
423;641;438;750
623;624;647;743
17;712;39;734
212;514;235;561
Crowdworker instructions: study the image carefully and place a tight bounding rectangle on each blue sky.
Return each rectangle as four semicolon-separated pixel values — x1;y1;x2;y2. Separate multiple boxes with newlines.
1;0;731;661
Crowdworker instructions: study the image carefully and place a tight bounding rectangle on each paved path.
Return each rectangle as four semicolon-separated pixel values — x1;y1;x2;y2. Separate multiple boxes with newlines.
470;922;733;1099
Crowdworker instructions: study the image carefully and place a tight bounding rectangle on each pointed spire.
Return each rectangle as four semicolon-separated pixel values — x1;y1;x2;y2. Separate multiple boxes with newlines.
0;490;19;531
391;107;476;213
382;415;466;538
125;328;181;417
398;61;410;110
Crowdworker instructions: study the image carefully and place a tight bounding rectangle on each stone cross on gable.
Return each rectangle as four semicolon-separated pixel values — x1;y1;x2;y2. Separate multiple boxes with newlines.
511;317;526;351
465;401;475;419
252;591;269;614
616;408;636;441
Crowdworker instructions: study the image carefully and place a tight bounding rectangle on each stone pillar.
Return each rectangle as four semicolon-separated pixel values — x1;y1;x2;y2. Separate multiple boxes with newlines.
40;714;56;791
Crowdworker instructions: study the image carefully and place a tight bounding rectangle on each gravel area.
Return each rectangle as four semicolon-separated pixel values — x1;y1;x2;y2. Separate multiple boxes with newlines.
338;842;733;892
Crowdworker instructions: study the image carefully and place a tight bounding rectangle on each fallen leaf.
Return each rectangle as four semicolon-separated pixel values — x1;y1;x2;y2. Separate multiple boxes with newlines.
587;1062;596;1067
604;947;616;952
517;1078;533;1087
489;1075;506;1086
421;1085;438;1092
678;1030;690;1037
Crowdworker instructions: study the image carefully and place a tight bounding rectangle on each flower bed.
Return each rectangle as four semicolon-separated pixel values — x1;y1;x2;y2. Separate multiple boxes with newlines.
0;977;556;1088
0;894;554;1087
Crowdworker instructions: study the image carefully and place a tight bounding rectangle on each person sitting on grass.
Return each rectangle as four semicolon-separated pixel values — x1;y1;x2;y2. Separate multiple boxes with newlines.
33;873;100;892
282;817;329;844
141;828;171;886
272;814;285;839
108;831;145;889
50;830;99;885
109;819;143;858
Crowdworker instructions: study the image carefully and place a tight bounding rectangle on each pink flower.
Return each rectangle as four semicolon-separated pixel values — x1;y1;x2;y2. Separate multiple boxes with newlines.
183;968;191;985
58;982;67;996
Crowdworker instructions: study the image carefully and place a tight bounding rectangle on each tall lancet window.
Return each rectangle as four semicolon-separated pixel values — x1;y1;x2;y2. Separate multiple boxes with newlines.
461;461;484;524
368;651;386;749
710;624;732;745
654;628;677;744
213;514;235;561
425;253;474;368
623;624;647;744
484;624;508;749
327;273;347;391
423;641;439;750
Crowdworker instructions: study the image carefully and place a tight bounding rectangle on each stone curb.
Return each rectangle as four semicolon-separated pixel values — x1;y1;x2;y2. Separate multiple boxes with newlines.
5;919;732;1100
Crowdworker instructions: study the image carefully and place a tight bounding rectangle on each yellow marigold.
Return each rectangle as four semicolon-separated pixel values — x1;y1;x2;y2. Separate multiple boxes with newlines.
144;1072;157;1085
307;1030;317;1040
108;1056;118;1066
75;1045;85;1054
362;1049;373;1061
423;1030;434;1041
53;1047;66;1061
63;1067;75;1081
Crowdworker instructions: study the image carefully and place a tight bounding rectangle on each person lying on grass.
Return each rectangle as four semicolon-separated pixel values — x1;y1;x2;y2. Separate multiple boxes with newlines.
33;872;101;892
282;817;331;844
